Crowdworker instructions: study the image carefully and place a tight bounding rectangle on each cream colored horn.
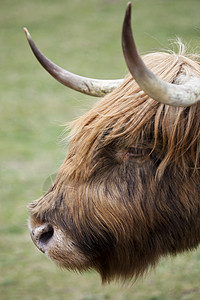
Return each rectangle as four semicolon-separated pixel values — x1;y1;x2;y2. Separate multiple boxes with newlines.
24;28;124;97
122;2;200;107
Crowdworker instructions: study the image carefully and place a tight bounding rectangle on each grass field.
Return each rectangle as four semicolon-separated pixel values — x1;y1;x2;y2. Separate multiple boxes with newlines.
1;0;200;299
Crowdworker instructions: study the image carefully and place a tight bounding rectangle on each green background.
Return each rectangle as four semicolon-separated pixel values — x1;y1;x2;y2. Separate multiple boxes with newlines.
1;0;200;299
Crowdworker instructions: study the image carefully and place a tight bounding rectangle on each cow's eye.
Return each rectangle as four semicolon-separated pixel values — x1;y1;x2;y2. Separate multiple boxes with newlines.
128;147;144;157
123;147;151;161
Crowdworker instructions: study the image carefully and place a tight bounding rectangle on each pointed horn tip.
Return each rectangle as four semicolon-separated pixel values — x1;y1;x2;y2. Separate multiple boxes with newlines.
126;2;132;15
122;2;133;46
23;27;31;40
123;2;132;29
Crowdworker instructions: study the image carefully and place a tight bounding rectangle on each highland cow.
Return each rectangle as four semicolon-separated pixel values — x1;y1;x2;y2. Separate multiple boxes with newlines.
24;3;200;282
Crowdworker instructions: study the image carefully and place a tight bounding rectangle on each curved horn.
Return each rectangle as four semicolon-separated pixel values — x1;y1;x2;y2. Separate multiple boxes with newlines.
122;2;200;107
24;28;124;97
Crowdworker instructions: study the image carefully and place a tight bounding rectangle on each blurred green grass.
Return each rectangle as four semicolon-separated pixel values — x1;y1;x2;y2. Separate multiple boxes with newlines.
1;0;200;299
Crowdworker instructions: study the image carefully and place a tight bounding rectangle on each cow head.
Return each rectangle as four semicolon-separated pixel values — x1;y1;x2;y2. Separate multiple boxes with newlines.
25;3;200;282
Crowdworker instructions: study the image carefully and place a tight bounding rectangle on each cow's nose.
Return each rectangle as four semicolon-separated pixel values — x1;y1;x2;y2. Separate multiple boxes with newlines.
31;223;54;253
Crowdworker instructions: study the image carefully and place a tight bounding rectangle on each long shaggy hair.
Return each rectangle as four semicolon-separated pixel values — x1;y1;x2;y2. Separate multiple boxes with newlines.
66;45;200;179
30;45;200;282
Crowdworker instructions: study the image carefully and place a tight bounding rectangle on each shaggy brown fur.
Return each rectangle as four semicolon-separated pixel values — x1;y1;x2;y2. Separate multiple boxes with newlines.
29;47;200;282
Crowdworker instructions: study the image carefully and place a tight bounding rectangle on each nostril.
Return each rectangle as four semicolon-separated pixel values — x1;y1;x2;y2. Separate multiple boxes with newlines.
31;224;54;253
39;225;54;244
